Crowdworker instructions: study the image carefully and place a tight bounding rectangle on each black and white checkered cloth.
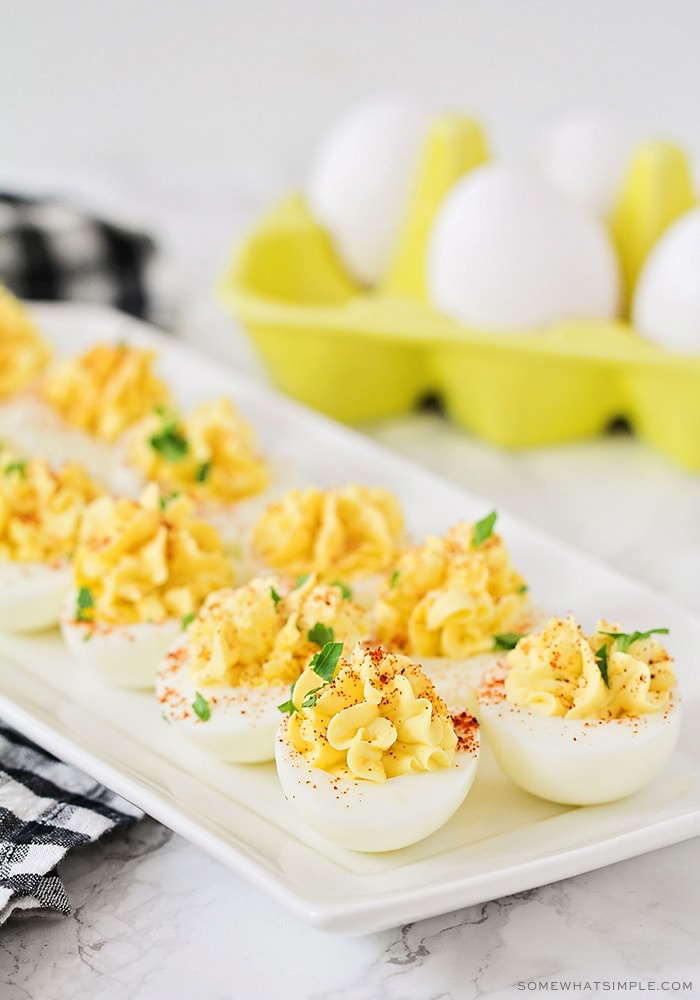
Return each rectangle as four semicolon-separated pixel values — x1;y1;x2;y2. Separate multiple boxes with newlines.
0;191;165;324
0;189;162;924
0;722;143;923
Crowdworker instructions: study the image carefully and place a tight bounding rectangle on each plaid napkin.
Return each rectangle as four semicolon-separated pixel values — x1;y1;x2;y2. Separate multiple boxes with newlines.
0;722;143;923
0;188;161;924
0;191;167;325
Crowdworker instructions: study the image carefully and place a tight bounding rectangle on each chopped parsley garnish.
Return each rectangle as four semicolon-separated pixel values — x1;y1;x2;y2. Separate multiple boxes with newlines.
4;461;27;479
181;612;196;629
158;490;180;510
308;640;343;681
307;622;335;647
389;569;400;588
159;490;181;511
594;628;668;688
192;692;211;721
599;627;669;654
331;580;352;599
295;573;311;588
270;585;282;606
493;632;524;651
75;587;94;622
196;460;211;483
277;694;296;715
595;644;610;688
472;510;497;548
149;423;189;462
278;640;344;715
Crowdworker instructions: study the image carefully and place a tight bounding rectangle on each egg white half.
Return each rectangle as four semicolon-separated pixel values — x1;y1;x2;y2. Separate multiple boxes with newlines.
275;712;480;852
419;652;500;714
61;598;183;690
0;394;113;486
0;560;73;633
476;686;682;806
156;633;289;763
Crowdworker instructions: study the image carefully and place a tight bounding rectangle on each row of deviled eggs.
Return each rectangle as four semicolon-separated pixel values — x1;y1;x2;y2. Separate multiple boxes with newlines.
0;294;683;852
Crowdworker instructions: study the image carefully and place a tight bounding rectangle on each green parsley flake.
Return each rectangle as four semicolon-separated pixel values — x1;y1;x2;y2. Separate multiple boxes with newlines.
75;587;94;622
307;622;335;647
472;510;497;548
270;585;282;606
181;612;196;629
149;423;189;462
331;580;352;599
278;641;344;716
599;627;669;655
159;491;181;511
4;461;27;479
196;460;211;483
594;626;669;687
277;698;296;715
595;644;610;688
192;692;211;721
492;632;524;651
389;569;400;588
308;640;343;683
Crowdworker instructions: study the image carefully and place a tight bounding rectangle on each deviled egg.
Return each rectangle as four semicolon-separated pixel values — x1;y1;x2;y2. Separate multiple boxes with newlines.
0;340;171;485
275;641;480;852
0;450;103;632
476;614;681;805
0;284;52;399
111;396;278;553
60;484;235;688
373;511;535;705
156;573;370;763
250;483;405;605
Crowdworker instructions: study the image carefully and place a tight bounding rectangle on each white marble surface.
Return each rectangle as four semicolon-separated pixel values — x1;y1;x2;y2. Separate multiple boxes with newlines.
2;2;700;996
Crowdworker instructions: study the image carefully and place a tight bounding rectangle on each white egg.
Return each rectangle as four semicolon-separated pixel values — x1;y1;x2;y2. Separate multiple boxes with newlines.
632;207;700;351
426;162;621;330
306;96;431;285
0;560;72;633
274;712;480;852
60;596;183;690
0;394;112;486
528;114;634;216
156;633;288;763
476;680;682;805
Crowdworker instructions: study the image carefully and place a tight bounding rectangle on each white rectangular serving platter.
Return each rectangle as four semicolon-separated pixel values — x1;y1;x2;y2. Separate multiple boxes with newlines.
0;302;698;935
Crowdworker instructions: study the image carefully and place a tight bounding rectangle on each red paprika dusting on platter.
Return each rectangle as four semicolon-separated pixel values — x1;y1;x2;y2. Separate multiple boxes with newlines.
451;711;480;754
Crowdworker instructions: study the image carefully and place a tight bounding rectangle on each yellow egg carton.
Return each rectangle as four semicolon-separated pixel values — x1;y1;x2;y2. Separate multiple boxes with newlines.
219;115;700;469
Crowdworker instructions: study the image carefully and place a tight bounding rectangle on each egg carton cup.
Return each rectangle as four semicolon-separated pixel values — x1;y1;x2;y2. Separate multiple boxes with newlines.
219;115;700;469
